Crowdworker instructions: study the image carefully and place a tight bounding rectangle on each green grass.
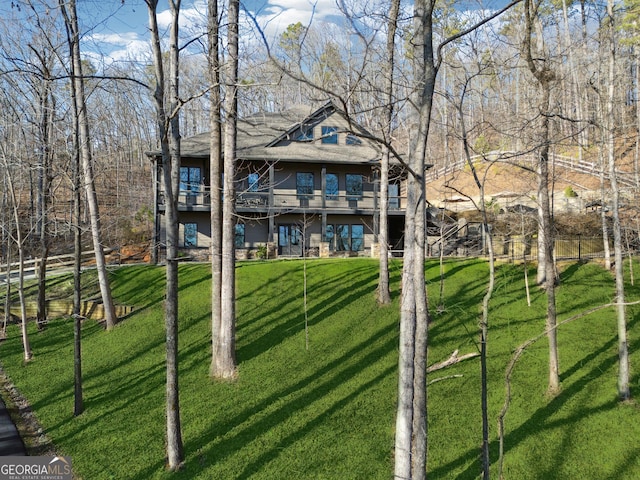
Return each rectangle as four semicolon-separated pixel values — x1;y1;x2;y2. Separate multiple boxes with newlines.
1;258;640;479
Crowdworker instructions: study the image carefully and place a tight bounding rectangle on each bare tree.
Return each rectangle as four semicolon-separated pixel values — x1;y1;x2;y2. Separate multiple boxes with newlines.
166;0;185;466
212;0;240;380
59;0;117;331
29;45;55;330
145;0;184;469
72;123;83;417
1;191;10;340
395;2;522;477
523;0;561;395
208;0;224;379
605;0;631;401
377;0;401;305
0;143;33;362
393;2;432;477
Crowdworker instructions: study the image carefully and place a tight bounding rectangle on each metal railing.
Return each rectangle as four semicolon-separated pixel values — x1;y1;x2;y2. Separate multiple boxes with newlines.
166;187;406;212
426;234;632;262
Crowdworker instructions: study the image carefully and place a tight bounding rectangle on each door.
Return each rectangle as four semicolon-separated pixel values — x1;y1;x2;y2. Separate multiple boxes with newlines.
278;225;303;256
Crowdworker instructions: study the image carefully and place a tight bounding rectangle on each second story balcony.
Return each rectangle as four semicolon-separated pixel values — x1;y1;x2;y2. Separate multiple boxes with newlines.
158;186;406;214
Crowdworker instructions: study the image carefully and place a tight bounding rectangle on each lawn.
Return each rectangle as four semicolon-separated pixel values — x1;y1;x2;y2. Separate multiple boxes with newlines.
1;257;639;479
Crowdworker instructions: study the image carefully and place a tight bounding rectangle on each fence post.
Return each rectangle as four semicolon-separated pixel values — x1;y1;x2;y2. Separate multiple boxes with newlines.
578;234;581;261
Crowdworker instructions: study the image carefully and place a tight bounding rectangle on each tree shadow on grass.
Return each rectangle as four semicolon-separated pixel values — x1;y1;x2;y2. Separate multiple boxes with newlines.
429;313;640;479
128;316;398;479
236;264;380;363
201;322;395;477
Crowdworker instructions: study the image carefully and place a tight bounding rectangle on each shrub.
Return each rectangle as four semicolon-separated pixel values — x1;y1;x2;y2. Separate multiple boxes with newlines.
255;244;268;259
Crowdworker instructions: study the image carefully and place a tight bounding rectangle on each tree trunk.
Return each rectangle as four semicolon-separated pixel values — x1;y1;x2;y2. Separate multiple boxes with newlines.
394;1;434;477
166;0;185;469
523;0;560;394
606;0;630;401
599;147;612;270
60;0;117;330
3;157;32;362
17;244;31;362
73;95;83;417
377;0;400;306
213;0;240;380
2;209;10;339
459;94;494;479
146;0;184;469
208;0;224;379
36;76;52;331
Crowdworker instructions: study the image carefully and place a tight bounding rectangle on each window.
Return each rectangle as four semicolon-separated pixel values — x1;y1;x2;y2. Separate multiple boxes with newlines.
248;173;260;192
234;224;245;248
331;224;364;252
180;167;201;193
321;126;338;144
336;224;350;251
346;174;363;199
346;134;361;145
296;125;313;141
389;183;400;209
325;225;335;249
325;173;338;200
351;225;364;251
296;172;314;197
184;223;197;247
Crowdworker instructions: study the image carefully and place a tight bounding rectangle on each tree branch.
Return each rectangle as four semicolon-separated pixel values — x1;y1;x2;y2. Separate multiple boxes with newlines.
427;349;480;372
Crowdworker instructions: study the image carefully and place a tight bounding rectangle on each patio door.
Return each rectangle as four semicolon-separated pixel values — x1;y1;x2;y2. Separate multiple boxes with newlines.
278;224;303;256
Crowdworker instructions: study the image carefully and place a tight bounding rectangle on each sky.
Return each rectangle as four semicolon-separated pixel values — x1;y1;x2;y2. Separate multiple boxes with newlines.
80;0;344;67
0;0;511;69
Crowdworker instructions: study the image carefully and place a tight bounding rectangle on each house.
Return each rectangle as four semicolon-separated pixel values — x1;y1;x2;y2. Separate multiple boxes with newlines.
149;101;408;260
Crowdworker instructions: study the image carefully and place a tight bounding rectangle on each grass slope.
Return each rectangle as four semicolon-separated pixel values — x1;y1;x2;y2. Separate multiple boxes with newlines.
1;258;639;479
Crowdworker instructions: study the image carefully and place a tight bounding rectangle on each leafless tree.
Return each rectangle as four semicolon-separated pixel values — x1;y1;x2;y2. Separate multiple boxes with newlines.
208;0;224;379
605;0;631;401
59;0;117;330
0;140;33;362
376;0;401;305
395;2;522;477
522;0;561;395
212;0;240;380
145;0;184;469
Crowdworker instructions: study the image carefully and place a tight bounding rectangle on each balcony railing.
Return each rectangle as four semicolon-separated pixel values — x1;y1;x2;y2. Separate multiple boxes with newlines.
160;187;406;212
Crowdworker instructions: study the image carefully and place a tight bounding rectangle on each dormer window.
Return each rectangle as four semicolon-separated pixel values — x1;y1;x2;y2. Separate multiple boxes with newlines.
346;134;361;145
321;126;338;144
296;125;314;141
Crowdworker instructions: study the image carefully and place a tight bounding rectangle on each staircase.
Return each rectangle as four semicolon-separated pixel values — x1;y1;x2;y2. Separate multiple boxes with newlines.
427;209;484;257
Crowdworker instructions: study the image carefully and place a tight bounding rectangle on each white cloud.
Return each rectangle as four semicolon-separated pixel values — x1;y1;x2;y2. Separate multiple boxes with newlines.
83;0;343;67
85;31;150;69
245;0;341;41
156;0;208;33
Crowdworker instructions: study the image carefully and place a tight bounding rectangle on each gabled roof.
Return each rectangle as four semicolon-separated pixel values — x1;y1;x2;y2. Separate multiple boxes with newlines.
153;101;384;166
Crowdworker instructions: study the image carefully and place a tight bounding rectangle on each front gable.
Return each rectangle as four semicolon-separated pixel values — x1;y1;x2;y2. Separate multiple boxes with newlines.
239;101;382;165
269;103;361;144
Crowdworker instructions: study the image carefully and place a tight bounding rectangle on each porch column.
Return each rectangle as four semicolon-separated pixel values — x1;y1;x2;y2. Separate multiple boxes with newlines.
321;165;327;245
268;161;275;243
373;167;379;242
321;165;327;209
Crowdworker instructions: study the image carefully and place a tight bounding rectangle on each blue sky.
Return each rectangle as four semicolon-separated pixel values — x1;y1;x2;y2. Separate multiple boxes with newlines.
0;0;510;67
81;0;343;65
